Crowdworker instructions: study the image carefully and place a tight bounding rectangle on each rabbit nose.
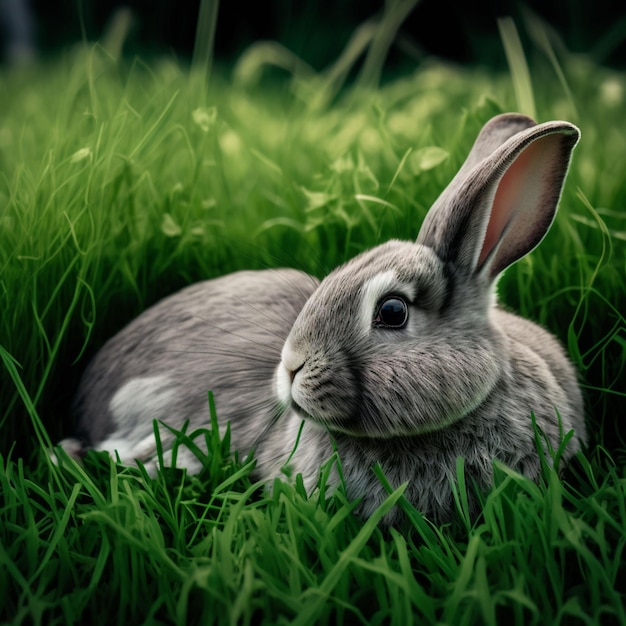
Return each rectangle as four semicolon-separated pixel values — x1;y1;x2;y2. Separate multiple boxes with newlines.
275;349;306;405
288;361;304;383
282;347;306;382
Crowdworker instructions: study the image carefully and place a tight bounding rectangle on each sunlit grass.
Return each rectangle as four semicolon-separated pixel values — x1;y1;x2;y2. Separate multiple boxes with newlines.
0;31;625;625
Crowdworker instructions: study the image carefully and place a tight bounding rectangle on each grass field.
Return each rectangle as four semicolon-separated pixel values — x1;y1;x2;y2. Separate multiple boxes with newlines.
1;26;625;626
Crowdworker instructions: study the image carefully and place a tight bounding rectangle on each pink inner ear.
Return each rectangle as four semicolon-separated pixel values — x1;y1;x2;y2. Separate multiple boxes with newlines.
477;136;558;268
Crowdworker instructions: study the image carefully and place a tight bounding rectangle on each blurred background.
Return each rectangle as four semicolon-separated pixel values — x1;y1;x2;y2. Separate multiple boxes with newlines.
2;0;625;71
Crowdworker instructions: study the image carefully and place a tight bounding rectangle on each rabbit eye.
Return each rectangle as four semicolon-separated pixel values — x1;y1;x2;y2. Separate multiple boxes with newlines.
374;296;408;329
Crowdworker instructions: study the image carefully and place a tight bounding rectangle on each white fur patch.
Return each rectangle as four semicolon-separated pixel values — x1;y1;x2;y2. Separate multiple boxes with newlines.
274;361;292;406
49;438;83;466
359;270;417;334
140;445;205;477
94;375;177;463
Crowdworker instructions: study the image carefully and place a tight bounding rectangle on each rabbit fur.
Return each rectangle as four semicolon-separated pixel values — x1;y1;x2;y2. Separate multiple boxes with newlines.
61;113;586;525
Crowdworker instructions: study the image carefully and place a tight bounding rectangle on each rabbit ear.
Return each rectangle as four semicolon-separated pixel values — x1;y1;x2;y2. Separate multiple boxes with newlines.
417;113;580;280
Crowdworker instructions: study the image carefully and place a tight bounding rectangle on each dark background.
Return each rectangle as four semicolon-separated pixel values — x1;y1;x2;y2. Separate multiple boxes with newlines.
4;0;626;71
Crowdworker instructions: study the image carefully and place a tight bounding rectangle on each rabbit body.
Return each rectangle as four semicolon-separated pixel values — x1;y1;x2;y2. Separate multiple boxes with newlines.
62;114;587;524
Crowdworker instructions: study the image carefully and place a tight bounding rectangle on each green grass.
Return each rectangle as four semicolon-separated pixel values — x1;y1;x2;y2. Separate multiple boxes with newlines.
1;34;625;625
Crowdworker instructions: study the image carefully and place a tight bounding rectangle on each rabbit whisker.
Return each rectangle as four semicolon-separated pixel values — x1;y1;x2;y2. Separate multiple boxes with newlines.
163;349;277;365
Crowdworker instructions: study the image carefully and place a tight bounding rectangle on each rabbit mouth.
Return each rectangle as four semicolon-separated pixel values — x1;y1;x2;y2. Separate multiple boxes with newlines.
290;400;369;436
291;400;324;424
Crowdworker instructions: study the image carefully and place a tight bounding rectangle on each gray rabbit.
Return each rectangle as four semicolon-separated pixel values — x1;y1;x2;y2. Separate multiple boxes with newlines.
60;113;587;524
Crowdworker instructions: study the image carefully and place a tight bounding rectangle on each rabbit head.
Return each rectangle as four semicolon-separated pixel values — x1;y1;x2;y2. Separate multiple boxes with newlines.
274;113;581;440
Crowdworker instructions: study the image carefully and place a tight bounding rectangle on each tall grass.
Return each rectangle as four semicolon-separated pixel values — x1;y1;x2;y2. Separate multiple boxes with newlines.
0;21;625;625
